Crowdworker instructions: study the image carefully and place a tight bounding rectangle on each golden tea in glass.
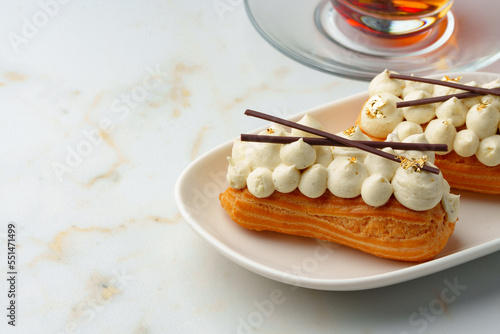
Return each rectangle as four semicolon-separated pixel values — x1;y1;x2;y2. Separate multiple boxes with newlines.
331;0;454;36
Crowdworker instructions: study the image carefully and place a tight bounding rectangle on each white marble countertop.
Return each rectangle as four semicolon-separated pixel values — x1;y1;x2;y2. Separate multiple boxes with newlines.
1;1;499;333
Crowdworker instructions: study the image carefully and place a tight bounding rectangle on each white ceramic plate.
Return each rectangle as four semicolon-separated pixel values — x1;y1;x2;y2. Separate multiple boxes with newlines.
175;72;500;291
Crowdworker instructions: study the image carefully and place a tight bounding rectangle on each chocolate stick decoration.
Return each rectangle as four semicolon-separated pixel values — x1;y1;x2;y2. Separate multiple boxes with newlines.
390;73;500;96
397;92;483;108
241;134;448;152
244;109;441;175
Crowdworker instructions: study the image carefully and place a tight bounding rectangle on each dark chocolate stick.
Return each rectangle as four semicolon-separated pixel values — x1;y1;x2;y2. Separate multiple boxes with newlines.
390;73;500;96
241;134;448;152
397;92;483;108
244;109;441;175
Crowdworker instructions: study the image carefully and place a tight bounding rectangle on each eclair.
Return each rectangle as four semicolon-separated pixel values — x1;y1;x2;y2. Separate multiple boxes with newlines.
358;69;500;194
219;114;459;262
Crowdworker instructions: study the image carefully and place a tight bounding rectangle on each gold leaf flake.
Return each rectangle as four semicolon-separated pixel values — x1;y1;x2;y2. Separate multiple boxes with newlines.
364;95;387;119
442;75;462;82
343;126;357;137
397;155;429;172
477;101;490;111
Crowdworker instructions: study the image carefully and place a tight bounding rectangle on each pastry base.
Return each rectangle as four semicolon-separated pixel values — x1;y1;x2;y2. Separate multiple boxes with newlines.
434;151;500;194
219;188;455;262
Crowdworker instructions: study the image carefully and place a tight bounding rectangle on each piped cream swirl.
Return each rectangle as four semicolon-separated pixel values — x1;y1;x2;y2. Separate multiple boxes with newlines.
368;69;404;97
392;166;444;211
280;138;316;169
361;93;403;138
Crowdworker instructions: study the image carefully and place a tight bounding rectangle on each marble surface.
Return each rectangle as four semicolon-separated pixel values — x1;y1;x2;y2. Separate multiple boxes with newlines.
0;1;499;333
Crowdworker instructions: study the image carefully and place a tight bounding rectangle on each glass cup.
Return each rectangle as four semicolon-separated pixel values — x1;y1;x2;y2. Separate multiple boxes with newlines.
330;0;454;37
245;0;500;79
